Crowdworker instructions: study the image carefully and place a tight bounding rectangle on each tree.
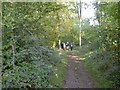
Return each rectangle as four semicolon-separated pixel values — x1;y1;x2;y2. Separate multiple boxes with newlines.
75;0;82;47
2;2;71;88
82;1;119;88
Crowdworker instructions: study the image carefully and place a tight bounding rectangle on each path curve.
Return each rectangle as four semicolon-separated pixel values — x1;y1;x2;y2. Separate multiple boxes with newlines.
64;53;96;88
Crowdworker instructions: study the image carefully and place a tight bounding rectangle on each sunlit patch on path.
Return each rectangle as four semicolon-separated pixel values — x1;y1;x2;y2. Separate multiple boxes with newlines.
64;53;96;88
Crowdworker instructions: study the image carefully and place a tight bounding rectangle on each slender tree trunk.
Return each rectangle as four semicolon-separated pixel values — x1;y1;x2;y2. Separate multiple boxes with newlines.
77;0;82;47
79;18;82;47
58;39;61;49
80;1;82;47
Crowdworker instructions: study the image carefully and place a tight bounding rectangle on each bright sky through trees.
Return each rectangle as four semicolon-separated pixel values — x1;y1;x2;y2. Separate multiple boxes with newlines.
81;0;99;25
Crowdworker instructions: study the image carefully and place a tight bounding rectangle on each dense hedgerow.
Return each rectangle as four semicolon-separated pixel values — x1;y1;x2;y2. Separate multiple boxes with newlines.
2;2;65;88
2;46;61;88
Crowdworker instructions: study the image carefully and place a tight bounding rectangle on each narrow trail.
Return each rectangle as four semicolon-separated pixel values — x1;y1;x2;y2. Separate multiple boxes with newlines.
64;52;96;88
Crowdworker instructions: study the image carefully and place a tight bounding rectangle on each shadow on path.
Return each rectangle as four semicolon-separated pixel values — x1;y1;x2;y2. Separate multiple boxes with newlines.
64;53;96;88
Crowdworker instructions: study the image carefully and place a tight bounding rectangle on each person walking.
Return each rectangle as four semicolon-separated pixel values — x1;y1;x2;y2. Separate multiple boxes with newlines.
66;42;69;50
61;42;64;50
70;44;73;51
63;42;66;50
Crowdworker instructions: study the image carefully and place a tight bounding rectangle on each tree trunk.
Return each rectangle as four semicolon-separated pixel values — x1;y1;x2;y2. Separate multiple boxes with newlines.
77;0;82;47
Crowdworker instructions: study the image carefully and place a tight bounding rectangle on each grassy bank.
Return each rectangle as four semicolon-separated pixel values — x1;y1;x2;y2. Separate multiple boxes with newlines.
73;46;112;88
49;49;68;88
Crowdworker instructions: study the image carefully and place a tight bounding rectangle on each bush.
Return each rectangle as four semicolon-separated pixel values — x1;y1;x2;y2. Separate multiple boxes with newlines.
2;46;61;88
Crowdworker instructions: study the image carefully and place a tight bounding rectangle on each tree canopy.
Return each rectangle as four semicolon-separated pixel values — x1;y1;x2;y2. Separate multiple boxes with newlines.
2;1;120;88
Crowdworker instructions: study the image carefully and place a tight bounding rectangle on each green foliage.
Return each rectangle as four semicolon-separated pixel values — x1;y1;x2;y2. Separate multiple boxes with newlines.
2;1;119;88
49;50;68;88
80;2;119;88
2;2;68;88
2;45;61;88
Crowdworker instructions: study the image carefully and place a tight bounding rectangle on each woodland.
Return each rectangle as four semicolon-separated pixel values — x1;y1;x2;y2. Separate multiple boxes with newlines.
1;1;120;88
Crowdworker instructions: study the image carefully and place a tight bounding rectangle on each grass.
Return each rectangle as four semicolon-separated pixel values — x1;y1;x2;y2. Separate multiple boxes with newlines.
49;46;113;88
73;45;113;88
84;61;112;88
49;49;68;88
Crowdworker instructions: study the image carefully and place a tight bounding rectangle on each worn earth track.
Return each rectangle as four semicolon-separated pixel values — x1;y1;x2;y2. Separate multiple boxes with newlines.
64;53;96;88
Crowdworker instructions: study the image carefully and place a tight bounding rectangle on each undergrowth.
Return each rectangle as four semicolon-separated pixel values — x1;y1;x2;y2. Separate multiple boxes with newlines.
49;49;68;88
74;45;119;88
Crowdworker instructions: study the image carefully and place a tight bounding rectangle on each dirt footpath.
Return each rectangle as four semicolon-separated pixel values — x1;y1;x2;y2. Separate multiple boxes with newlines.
64;53;96;88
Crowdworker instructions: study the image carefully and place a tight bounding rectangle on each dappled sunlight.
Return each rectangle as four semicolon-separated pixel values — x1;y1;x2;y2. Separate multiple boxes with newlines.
71;55;79;58
84;51;94;58
89;51;93;55
2;1;119;88
55;73;58;78
79;57;85;60
62;60;67;64
68;54;85;62
59;52;62;55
